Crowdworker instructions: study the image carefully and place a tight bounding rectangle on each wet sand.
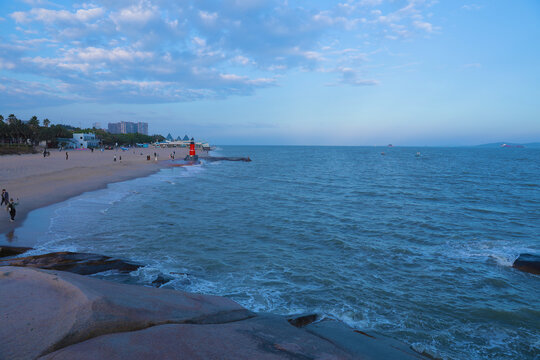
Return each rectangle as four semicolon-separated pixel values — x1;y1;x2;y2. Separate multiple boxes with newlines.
0;147;203;244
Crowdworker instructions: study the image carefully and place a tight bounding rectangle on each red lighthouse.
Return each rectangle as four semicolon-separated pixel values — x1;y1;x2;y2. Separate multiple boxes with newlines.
189;137;196;156
183;137;199;164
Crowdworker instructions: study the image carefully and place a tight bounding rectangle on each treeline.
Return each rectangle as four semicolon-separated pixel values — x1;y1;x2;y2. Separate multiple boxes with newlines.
0;114;165;147
79;129;165;146
0;114;72;146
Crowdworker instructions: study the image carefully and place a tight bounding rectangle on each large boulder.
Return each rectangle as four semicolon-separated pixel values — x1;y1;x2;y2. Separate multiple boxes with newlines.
305;320;430;360
0;245;32;258
39;315;355;360
0;266;254;360
512;254;540;275
0;251;140;275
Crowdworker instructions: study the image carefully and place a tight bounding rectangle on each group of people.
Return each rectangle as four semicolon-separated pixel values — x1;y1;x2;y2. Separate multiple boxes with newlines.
1;189;18;222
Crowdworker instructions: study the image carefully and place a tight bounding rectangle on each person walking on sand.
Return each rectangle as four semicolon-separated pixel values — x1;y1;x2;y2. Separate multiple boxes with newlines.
114;155;117;162
66;152;69;160
7;198;18;222
1;189;9;207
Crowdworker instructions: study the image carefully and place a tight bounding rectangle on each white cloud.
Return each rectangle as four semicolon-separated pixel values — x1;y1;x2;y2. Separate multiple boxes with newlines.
199;11;218;25
11;7;105;24
2;0;439;105
462;4;482;11
359;0;383;6
0;59;16;70
338;67;379;86
413;20;433;32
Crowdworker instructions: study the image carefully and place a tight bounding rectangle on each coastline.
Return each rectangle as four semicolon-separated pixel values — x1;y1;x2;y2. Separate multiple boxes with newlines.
0;147;205;245
0;146;431;359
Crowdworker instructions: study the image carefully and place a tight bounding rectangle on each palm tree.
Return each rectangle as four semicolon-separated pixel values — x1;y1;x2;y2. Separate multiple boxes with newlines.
7;114;17;125
43;118;50;127
28;116;39;127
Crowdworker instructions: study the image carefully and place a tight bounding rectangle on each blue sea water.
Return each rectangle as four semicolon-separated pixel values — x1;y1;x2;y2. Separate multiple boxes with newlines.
12;146;540;359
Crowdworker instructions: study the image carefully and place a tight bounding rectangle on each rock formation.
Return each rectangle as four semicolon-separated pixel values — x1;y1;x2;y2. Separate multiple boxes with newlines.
0;251;140;275
0;245;32;258
0;266;430;359
513;253;540;275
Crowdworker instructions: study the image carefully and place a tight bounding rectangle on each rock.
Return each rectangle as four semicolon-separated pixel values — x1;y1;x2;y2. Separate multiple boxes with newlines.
305;319;429;359
0;246;32;258
0;266;254;360
0;251;140;275
287;313;318;327
151;273;174;287
39;314;355;360
201;156;252;162
513;253;540;275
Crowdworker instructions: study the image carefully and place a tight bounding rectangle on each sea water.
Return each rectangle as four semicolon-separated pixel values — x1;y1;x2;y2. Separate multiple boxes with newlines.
12;146;540;359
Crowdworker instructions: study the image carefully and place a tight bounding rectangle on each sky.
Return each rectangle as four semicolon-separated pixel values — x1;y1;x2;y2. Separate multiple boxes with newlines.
0;0;539;145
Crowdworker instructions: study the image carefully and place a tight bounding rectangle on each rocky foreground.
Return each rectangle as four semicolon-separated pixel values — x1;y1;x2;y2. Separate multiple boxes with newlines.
0;259;434;360
2;247;539;359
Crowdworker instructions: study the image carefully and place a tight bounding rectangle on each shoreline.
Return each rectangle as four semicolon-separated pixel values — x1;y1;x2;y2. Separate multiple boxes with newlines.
0;147;206;245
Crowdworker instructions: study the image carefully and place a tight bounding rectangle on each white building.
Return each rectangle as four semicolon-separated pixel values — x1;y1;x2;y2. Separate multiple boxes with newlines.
72;133;100;148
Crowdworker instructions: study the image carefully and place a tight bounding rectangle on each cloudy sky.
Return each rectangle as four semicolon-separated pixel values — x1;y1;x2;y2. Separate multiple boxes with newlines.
0;0;538;145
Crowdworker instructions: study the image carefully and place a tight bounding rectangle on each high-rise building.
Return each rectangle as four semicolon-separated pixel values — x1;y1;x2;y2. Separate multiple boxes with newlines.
108;121;148;135
137;122;148;135
108;122;121;134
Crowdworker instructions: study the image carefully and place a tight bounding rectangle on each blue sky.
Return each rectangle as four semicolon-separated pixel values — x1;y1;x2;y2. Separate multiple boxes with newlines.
0;0;539;145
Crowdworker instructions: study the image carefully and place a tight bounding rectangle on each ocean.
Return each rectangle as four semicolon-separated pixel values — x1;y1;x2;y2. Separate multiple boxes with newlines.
14;146;540;359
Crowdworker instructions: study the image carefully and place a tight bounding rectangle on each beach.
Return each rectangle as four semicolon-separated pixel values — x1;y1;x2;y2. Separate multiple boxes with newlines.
0;146;205;241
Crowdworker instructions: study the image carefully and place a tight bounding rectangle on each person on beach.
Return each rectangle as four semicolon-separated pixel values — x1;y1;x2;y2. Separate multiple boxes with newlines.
114;155;117;162
7;198;18;222
1;189;9;207
66;152;69;160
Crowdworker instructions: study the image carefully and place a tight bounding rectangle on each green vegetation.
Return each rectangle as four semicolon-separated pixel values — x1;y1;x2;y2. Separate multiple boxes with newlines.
0;114;165;149
85;129;165;146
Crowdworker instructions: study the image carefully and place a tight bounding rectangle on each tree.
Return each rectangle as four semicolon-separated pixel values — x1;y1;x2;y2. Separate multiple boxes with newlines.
43;118;50;127
7;114;17;125
27;116;40;145
0;115;4;123
28;116;39;127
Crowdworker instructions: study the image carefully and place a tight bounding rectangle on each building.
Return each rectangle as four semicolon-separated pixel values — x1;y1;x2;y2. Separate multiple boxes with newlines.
108;123;121;134
58;133;100;149
73;133;100;148
108;121;148;135
137;122;148;135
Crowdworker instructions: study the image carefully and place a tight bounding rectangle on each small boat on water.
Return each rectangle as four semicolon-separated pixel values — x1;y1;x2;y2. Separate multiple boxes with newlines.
415;152;421;157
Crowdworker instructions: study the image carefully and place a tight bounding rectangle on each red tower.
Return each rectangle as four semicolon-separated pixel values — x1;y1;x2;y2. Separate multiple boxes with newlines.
189;138;196;156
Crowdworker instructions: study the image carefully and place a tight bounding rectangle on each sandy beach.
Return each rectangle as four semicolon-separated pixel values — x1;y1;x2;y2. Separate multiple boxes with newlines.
0;146;205;244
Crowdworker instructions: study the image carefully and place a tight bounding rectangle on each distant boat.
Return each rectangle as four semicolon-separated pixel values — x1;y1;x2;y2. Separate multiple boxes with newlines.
381;152;386;156
415;152;421;157
501;143;525;148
